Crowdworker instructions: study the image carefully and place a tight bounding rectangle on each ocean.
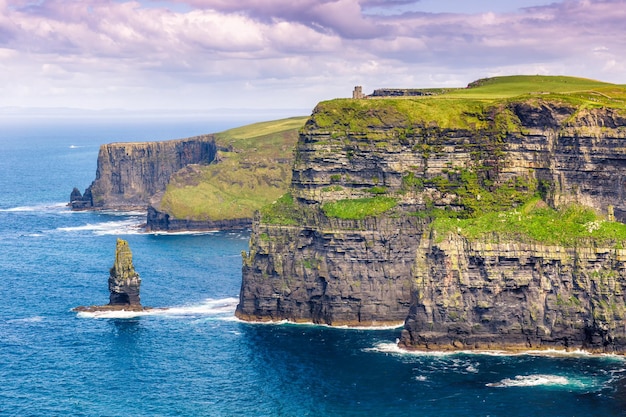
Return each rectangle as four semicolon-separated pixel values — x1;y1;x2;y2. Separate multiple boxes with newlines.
0;117;625;416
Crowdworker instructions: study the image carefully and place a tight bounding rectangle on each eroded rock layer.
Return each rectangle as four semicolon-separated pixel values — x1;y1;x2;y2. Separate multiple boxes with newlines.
399;235;626;353
238;215;421;326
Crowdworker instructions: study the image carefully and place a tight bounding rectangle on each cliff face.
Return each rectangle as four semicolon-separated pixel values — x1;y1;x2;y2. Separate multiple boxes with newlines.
238;214;422;326
399;235;626;353
70;135;216;210
237;95;626;350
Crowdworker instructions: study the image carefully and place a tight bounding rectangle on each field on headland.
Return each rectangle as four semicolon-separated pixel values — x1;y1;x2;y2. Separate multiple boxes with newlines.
158;116;307;221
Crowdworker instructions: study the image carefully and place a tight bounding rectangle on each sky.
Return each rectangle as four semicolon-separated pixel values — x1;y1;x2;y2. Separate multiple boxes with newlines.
1;0;625;115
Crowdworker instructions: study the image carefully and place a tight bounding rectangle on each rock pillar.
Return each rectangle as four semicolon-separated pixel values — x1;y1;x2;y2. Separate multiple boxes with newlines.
108;238;142;306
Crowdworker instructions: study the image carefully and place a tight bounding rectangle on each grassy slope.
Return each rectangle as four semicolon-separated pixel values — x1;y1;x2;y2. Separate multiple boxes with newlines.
159;116;307;221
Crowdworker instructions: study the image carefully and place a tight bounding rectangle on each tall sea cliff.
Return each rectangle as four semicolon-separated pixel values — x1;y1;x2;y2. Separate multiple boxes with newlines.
71;135;216;210
236;76;626;353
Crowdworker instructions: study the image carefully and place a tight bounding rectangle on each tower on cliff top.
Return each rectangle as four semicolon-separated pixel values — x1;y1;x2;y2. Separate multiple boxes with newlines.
352;86;364;99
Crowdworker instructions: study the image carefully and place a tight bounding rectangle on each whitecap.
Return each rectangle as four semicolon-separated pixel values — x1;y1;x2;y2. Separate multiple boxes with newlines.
414;375;428;382
98;210;147;217
486;374;571;388
7;316;44;324
56;219;144;235
466;364;479;373
76;297;239;320
0;202;68;213
69;145;82;149
363;342;455;356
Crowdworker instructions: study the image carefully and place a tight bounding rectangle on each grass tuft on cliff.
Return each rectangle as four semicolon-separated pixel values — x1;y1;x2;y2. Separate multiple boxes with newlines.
159;117;307;221
433;198;626;247
322;196;398;220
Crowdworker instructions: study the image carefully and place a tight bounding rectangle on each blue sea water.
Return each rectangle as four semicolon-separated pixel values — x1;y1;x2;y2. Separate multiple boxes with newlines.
1;118;625;417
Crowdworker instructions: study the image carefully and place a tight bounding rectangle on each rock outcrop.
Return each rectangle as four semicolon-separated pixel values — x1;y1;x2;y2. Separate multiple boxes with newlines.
70;135;216;211
108;238;141;307
73;238;144;312
237;83;626;351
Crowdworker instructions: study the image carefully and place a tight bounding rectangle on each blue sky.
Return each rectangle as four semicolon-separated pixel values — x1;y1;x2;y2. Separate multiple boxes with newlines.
0;0;625;114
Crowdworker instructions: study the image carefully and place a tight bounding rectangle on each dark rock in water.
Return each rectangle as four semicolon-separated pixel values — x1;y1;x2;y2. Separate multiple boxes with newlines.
146;204;252;232
69;187;92;210
73;238;144;312
108;238;141;306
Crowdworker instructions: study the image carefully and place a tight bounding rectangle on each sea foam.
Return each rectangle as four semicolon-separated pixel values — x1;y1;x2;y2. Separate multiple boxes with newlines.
57;218;144;235
487;374;572;388
76;297;239;320
0;202;68;212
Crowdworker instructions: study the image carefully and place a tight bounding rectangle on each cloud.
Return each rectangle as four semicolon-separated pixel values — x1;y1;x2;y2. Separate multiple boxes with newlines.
1;0;626;112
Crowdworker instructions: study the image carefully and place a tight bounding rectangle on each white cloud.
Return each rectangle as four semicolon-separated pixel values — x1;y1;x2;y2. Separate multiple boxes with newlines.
1;0;626;112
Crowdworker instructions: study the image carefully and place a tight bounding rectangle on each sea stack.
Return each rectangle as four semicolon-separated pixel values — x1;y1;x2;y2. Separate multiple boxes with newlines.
73;238;144;313
108;238;141;307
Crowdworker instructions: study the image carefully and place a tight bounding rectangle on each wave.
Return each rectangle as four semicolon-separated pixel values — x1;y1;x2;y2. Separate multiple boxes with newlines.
56;218;144;235
487;374;575;388
366;343;626;361
6;316;44;324
150;230;219;236
240;319;404;330
97;210;147;217
0;202;68;212
76;297;239;319
365;342;458;356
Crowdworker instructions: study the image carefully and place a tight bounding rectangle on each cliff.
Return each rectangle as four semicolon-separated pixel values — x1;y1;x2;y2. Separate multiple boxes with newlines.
71;135;217;210
71;117;305;232
236;76;626;352
399;234;626;353
147;117;304;231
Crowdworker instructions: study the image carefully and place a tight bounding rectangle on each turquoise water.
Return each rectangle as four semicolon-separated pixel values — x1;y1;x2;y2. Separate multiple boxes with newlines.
1;119;625;416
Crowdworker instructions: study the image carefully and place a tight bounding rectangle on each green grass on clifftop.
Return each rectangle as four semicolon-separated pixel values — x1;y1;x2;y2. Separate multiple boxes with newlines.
159;117;307;221
308;75;626;132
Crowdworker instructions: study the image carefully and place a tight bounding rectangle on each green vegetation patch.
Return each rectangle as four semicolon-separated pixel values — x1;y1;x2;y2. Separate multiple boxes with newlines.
159;117;306;221
322;196;398;220
260;193;305;225
432;198;626;247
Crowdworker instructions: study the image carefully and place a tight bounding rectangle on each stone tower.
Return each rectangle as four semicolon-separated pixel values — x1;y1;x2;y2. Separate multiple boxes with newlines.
352;86;364;99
